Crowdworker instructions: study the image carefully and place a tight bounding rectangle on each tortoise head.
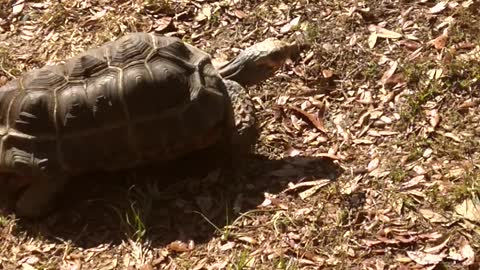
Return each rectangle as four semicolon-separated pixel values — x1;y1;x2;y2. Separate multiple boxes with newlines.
218;38;308;87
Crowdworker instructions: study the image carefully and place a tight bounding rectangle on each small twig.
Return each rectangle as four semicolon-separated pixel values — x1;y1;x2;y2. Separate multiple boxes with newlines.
240;29;258;43
0;58;15;79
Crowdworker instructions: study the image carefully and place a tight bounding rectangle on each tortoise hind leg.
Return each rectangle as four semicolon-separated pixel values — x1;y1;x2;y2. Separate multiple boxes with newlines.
15;175;68;219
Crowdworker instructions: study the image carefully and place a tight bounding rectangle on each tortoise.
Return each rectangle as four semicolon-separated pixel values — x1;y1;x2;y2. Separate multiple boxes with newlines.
0;32;303;219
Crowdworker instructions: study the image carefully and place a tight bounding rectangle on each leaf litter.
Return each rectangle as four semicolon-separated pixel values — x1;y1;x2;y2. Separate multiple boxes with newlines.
0;0;480;269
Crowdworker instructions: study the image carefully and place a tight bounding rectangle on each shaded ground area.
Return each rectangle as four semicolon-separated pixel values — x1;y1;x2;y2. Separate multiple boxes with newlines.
1;0;480;269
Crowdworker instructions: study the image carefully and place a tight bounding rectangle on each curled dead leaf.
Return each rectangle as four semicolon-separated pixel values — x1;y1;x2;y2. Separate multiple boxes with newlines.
195;5;212;22
280;16;301;33
167;240;194;253
400;40;422;51
21;263;36;270
428;31;448;49
419;208;449;223
381;61;398;85
406;250;446;266
368;32;377;48
384;73;405;86
423;148;433;158
233;9;247;19
12;0;25;16
400;175;425;190
424;237;450;254
299;185;323;199
322;69;334;78
219;241;236;251
458;98;479;110
154;17;174;33
282;179;331;193
288;105;328;134
459;238;475;266
429;1;448;14
0;76;7;87
238;236;257;245
455;196;480;222
369;25;403;39
367;158;380;172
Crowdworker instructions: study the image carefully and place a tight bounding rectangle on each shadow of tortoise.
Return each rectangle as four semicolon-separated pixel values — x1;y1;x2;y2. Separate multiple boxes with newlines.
2;148;343;249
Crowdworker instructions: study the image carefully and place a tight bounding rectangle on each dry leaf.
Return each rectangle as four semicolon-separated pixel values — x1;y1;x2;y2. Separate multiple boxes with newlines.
455;197;480;222
277;95;289;105
358;91;373;104
283;179;331;193
423;148;433;158
400;40;421;51
368;32;377;48
424;237;450;254
238;236;257;244
395;255;412;263
21;263;36;270
378;130;399;136
406;250;446;265
322;69;334;78
299;185;323;199
154;17;174;32
429;1;448;14
427;109;440;128
367;158;380;172
12;0;25;16
376;27;403;39
445;166;465;178
288;105;328;134
0;76;7;87
280;16;301;33
429;31;448;49
441;132;461;142
195;5;212;22
219;241;236;251
380;61;398;85
233;9;247;19
384;73;405;86
400;175;425;189
458;98;479;109
427;68;443;80
459;238;475;266
413;165;427;175
419;208;449;223
167;240;194;253
285;146;302;157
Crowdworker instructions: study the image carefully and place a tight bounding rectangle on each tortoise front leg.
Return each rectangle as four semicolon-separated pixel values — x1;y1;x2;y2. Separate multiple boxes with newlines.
15;175;68;219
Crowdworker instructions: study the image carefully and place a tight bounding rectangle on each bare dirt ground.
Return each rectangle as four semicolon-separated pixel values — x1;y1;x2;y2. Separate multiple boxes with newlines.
1;0;480;269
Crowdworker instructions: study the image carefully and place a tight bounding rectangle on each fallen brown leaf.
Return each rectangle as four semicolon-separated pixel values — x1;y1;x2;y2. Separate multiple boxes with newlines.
233;9;247;19
428;30;448;49
380;60;398;85
455;196;480;222
280;16;301;33
167;240;194;253
424;237;450;254
12;0;25;16
459;238;475;266
368;32;377;48
406;250;446;266
428;1;448;14
283;179;331;193
288;105;328;134
369;25;403;39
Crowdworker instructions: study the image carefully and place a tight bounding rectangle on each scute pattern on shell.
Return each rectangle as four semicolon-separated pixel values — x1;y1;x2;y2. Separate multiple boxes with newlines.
0;33;230;177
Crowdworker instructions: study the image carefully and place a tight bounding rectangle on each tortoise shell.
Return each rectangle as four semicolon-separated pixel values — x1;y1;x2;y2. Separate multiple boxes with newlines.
0;32;234;178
